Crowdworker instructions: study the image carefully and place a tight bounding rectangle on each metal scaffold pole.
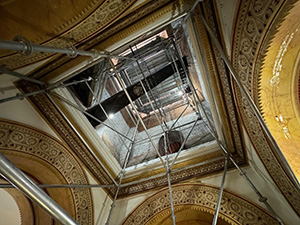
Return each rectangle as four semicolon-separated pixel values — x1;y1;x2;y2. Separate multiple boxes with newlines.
129;46;168;132
51;92;131;143
105;119;140;225
169;118;198;170
105;63;138;127
168;12;285;224
185;43;285;225
0;152;79;225
164;132;176;225
85;81;133;154
0;3;288;225
199;14;300;193
133;117;197;145
121;156;225;188
0;183;115;188
0;66;46;85
0;37;136;60
212;157;228;225
169;103;190;130
108;57;167;170
0;38;98;57
182;54;284;224
0;76;91;104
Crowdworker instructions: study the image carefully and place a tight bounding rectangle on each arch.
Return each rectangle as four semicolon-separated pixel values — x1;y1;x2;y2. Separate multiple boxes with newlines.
231;0;300;215
0;119;93;225
122;183;277;225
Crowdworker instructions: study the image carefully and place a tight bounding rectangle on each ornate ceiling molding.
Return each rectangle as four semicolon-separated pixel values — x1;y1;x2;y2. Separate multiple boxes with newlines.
190;2;245;160
231;0;300;215
119;156;244;197
0;0;177;73
122;183;278;225
27;0;185;82
0;0;138;69
13;0;246;198
15;81;116;196
0;119;93;225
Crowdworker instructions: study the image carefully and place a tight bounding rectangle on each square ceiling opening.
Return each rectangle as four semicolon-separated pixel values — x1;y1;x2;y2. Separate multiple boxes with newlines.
65;18;217;168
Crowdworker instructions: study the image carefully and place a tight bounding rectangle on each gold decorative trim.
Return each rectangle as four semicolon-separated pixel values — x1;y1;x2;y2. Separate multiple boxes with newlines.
231;0;300;215
27;0;183;82
0;119;93;225
190;2;245;160
122;151;224;183
122;183;278;225
119;156;244;197
0;0;138;69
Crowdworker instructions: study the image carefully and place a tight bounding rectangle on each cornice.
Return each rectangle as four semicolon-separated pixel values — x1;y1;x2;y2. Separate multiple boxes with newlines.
29;0;186;82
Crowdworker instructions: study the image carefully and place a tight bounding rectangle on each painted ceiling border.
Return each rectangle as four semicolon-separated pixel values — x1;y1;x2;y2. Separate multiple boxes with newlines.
15;81;117;197
231;0;300;216
0;119;94;225
0;0;138;69
191;1;245;160
121;183;278;225
28;0;185;82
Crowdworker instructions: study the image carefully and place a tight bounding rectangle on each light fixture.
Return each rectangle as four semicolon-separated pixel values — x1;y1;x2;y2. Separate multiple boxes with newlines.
178;90;183;95
108;113;114;119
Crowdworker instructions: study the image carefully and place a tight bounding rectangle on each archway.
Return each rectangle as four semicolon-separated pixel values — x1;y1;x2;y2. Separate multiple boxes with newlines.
0;119;93;225
122;183;277;225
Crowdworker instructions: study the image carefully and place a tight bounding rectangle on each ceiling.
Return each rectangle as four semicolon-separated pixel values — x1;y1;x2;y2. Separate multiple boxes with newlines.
64;19;216;168
1;0;244;198
1;0;300;221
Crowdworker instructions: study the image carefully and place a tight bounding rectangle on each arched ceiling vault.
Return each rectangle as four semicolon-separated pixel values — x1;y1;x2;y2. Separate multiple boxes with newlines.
256;1;300;180
231;0;300;216
0;119;93;225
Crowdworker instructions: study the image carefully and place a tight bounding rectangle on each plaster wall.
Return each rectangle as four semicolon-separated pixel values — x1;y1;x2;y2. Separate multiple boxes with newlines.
109;189;157;225
215;0;239;56
0;189;21;225
85;170;113;225
0;61;58;139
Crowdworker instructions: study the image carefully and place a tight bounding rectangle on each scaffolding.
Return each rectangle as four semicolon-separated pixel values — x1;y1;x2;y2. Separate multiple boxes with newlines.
0;2;296;225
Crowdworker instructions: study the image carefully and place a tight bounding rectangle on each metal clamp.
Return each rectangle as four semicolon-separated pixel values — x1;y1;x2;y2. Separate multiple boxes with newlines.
67;45;78;58
13;36;33;56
